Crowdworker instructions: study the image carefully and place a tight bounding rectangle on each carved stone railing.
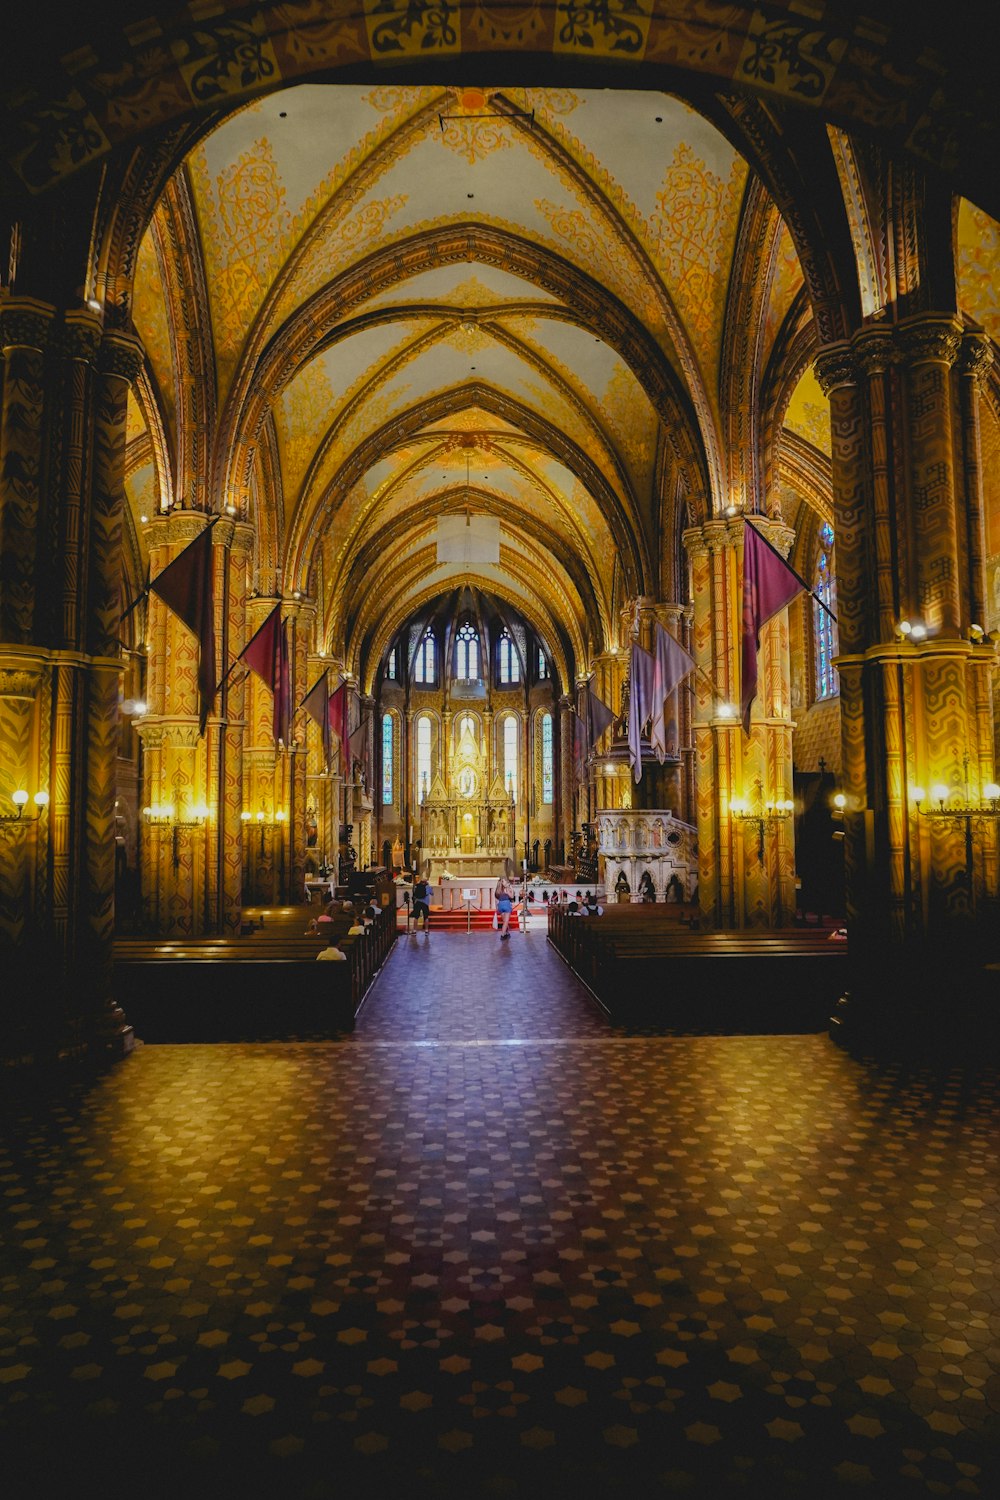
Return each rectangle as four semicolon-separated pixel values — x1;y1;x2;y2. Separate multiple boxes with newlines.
596;810;697;902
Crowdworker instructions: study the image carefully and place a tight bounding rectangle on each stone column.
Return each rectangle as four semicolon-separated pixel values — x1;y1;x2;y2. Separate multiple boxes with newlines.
558;692;575;861
683;516;797;929
817;318;999;1031
0;301;150;1056
214;520;254;935
138;510;215;935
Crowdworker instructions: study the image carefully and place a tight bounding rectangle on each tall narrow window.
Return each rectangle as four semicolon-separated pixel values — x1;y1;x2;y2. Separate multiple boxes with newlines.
541;712;554;804
498;630;520;684
455;622;479;681
814;522;839;700
414;630;436;685
503;716;518;799
537;647;548;680
385;647;397;681
382;714;394;805
457;713;476;746
416;715;432;803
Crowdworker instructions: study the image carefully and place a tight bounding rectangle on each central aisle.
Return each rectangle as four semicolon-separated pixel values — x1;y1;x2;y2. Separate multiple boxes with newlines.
356;928;611;1042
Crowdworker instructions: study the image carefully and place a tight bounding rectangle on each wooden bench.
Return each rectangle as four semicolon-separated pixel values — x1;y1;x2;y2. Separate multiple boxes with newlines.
547;907;847;1029
113;905;396;1041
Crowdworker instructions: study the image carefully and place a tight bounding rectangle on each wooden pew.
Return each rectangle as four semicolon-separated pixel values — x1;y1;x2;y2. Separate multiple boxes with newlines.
113;905;396;1041
547;906;847;1030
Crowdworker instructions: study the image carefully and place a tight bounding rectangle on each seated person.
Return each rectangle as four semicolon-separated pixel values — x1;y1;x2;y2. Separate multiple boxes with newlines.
347;918;367;936
316;940;347;961
566;897;581;916
582;892;603;916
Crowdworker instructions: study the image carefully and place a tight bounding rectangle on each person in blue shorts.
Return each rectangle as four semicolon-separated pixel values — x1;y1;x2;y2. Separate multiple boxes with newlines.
495;876;515;940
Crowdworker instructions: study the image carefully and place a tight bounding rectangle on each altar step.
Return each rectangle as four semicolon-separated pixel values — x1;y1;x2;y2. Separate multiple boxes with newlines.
396;906;551;933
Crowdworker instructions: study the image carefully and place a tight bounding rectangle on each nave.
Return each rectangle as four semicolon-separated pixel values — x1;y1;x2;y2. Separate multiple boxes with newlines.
2;933;998;1498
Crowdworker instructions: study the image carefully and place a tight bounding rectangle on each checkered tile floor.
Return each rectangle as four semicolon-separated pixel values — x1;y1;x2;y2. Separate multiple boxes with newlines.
1;931;997;1497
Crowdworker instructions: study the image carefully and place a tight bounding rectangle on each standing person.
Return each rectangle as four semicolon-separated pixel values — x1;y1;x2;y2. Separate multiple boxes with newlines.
412;875;432;931
494;875;515;940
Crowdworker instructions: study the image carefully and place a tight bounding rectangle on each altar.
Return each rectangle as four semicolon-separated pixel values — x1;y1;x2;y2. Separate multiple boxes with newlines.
417;718;515;875
425;853;509;881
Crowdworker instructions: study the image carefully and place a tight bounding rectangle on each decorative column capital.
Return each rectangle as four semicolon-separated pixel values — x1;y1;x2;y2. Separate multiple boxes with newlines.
97;330;145;383
852;325;896;378
958;332;993;385
0;296;55;352
0;665;44;700
895;315;963;368
52;309;103;363
814;342;858;395
744;513;795;558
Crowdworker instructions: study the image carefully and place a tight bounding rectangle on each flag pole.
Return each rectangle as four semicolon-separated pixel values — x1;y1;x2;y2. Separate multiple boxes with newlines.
745;518;838;624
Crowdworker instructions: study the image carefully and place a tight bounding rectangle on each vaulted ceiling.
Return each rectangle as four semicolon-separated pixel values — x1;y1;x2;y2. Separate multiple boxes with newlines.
121;81;1000;690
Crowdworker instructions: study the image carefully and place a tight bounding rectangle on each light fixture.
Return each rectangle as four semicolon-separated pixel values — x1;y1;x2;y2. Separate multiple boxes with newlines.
913;755;1000;875
716;703;738;720
243;807;287;857
1;789;49;828
729;779;793;863
143;801;209;866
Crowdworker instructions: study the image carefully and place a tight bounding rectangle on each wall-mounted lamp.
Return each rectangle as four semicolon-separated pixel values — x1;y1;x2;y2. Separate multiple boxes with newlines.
716;703;739;721
895;617;928;642
143;802;209;867
1;789;49;829
729;778;793;863
831;790;847;840
242;808;286;858
912;755;1000;875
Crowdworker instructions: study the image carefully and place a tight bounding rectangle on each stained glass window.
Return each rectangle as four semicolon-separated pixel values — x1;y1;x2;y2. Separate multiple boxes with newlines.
537;647;548;679
541;713;553;804
498;631;520;684
385;647;397;681
814;522;839;700
416;715;432;803
414;631;436;684
503;716;518;799
455;622;479;680
382;714;393;805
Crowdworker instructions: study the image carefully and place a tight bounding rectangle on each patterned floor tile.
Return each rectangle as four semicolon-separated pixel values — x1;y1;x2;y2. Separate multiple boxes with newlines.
1;932;998;1497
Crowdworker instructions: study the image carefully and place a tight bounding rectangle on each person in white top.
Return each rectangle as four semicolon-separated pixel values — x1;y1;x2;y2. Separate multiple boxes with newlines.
316;942;347;961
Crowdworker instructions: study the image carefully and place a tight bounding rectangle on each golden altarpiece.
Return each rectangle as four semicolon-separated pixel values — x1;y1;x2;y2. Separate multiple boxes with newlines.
419;715;516;878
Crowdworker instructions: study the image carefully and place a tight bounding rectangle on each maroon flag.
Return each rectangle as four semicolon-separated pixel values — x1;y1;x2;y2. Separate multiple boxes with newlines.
328;681;349;766
628;642;656;783
650;623;694;762
741;520;806;733
148;517;217;735
240;602;290;743
302;670;331;766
